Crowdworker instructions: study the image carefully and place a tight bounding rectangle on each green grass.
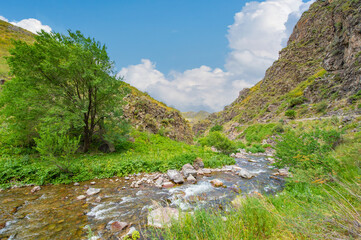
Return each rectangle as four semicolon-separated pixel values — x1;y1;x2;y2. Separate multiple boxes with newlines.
151;121;361;239
0;131;235;189
240;123;277;143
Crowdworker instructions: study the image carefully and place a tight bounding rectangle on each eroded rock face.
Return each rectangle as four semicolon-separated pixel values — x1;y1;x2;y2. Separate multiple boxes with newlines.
147;207;179;228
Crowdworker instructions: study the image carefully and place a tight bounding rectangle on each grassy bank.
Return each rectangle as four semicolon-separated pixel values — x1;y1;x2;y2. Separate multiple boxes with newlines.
151;119;361;239
0;131;234;189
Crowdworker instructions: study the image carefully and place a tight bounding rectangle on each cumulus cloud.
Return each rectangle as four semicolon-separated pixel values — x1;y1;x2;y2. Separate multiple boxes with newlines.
119;0;314;112
0;15;52;34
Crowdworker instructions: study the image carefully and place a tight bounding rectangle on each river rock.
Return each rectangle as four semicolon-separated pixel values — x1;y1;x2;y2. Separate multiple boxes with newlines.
210;179;223;187
278;168;289;176
124;177;130;180
90;181;96;185
193;157;204;170
187;175;197;184
31;186;41;193
148;207;179;228
86;188;101;196
74;182;80;186
182;164;197;178
110;221;128;232
162;182;174;188
229;185;241;193
202;168;212;174
77;195;87;200
155;177;164;188
196;169;204;175
167;170;184;184
237;169;254;179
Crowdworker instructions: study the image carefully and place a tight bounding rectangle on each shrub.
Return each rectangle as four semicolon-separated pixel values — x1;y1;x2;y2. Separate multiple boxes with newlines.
210;125;223;132
315;101;328;113
274;128;342;180
272;124;285;133
199;132;236;154
289;97;306;108
285;110;296;119
241;123;277;143
246;143;266;153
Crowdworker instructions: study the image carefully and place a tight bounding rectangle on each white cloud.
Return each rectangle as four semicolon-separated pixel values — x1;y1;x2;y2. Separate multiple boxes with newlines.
0;15;52;34
118;0;314;112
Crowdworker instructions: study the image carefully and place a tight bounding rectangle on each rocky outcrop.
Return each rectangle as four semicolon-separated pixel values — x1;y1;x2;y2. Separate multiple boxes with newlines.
122;83;193;143
194;0;361;135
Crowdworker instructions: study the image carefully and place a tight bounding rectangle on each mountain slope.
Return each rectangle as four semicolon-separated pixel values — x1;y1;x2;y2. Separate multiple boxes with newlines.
182;111;210;124
194;0;361;135
0;20;193;142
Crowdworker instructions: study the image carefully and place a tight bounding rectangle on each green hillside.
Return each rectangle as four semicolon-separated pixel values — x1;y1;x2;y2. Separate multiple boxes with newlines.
0;20;34;79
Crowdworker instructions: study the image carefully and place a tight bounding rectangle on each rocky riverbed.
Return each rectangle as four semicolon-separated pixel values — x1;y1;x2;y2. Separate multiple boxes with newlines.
0;153;286;239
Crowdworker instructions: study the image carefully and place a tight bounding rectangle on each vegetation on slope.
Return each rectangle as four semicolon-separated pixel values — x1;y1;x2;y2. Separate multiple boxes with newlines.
194;0;361;135
0;20;34;79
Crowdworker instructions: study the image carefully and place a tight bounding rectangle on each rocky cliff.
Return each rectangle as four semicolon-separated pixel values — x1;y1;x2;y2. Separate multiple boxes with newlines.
194;0;361;135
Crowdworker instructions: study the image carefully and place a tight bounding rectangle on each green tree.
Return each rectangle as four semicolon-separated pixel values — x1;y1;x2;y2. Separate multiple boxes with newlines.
0;30;129;152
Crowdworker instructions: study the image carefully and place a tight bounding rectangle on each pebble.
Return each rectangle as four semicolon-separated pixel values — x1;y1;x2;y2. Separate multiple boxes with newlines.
90;182;96;185
31;186;41;193
74;182;80;186
77;195;87;200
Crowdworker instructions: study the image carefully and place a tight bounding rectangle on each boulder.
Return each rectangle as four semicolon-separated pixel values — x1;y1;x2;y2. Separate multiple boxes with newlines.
182;164;197;178
202;168;212;175
167;170;184;184
86;188;101;196
210;179;223;187
155;177;164;188
187;175;197;184
110;221;128;232
162;182;175;188
148;207;179;228
193;157;204;170
237;169;254;179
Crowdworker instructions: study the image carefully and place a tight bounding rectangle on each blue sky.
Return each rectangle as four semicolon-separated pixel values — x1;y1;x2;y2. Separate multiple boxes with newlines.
1;0;314;112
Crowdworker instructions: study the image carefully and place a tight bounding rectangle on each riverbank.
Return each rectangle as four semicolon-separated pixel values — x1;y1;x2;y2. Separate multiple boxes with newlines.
153;124;361;239
0;131;234;190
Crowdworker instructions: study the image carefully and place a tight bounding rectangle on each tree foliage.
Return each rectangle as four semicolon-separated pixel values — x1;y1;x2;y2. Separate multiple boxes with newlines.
0;30;129;152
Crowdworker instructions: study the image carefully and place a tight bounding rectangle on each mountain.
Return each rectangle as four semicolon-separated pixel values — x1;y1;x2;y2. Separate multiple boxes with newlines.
194;0;361;135
182;111;210;124
0;20;193;142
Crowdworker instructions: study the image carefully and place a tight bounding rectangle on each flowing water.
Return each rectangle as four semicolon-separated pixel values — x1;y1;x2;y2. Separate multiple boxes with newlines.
0;155;284;239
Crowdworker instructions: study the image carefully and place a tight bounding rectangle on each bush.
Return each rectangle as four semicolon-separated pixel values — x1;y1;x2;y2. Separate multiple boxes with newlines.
315;101;328;113
272;124;285;133
289;97;306;108
199;132;236;154
274;128;342;181
210;125;223;132
285;110;296;119
241;123;277;143
246;143;266;153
